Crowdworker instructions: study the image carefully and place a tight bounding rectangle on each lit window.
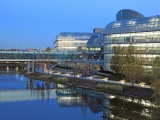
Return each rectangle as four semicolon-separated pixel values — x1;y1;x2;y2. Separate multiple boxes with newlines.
114;22;121;27
128;20;136;25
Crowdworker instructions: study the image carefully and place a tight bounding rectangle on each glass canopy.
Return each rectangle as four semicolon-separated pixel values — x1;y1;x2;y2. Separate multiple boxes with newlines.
105;16;160;34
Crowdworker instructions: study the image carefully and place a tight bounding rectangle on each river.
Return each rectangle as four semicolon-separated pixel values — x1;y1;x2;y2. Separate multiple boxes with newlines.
0;70;154;120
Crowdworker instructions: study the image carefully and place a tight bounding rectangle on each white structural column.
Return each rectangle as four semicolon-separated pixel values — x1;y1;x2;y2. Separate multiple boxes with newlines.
27;61;35;74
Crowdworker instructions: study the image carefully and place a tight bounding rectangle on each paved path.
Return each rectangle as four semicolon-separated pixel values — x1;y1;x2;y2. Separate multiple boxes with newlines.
38;69;151;89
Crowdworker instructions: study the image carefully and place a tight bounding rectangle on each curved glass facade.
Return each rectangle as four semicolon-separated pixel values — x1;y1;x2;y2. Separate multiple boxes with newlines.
104;15;160;71
53;9;160;72
116;9;145;21
87;34;104;47
86;34;104;69
53;32;94;52
105;16;160;35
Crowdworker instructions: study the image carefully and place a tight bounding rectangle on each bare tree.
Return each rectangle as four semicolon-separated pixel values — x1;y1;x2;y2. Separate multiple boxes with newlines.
72;55;78;78
47;53;50;74
40;52;46;73
81;52;90;79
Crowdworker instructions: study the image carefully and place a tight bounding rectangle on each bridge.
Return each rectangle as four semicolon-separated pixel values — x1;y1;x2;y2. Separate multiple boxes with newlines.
0;50;71;62
0;88;80;103
0;89;57;102
0;50;72;73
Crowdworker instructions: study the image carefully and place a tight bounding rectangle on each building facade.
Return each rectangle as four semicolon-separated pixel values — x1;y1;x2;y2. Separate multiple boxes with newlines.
104;10;160;71
53;32;95;68
53;32;94;53
86;34;104;70
53;9;160;72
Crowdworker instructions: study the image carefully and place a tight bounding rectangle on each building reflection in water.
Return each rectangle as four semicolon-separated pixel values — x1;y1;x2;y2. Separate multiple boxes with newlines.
1;79;156;120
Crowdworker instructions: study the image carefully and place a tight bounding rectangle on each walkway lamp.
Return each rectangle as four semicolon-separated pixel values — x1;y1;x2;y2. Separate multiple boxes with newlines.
120;80;125;84
139;82;145;87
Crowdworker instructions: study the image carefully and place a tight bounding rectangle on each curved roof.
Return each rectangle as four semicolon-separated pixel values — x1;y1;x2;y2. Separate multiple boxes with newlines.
58;32;94;38
87;34;104;47
105;15;160;34
116;9;145;21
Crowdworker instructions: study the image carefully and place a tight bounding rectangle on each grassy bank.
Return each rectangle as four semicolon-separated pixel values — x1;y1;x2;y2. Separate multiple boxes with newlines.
24;72;153;99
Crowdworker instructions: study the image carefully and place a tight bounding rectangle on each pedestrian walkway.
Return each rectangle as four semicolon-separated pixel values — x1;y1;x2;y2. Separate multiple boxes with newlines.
38;68;151;89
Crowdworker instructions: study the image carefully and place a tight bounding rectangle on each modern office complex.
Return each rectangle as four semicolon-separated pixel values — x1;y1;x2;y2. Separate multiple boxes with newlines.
53;32;104;70
53;32;94;53
86;34;104;70
53;9;160;72
53;32;97;68
104;10;160;71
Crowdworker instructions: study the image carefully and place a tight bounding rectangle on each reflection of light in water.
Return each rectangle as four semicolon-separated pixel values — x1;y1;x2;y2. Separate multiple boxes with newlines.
21;76;23;81
110;95;115;99
7;66;9;73
15;66;18;71
16;74;18;77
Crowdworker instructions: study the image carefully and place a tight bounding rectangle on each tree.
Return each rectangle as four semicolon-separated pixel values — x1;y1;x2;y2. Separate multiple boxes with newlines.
110;44;126;78
152;56;160;81
110;43;146;84
40;53;46;73
47;53;50;74
72;55;78;78
121;63;145;87
81;52;90;79
151;80;160;120
46;46;51;52
126;43;136;64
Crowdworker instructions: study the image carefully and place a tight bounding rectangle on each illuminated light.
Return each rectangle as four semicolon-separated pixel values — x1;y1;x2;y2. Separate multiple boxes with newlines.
155;18;160;22
114;22;121;27
57;72;61;74
77;74;81;78
111;31;160;38
139;82;145;87
7;66;9;70
66;73;70;76
15;66;18;71
110;95;115;99
104;77;108;81
120;80;125;84
150;18;156;22
89;76;93;79
128;20;136;25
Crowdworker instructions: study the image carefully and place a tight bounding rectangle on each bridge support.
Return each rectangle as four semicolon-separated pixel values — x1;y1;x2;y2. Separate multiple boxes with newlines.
27;78;34;89
27;61;34;74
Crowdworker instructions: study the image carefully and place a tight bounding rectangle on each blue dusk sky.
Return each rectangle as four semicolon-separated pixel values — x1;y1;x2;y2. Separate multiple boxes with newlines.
0;0;160;50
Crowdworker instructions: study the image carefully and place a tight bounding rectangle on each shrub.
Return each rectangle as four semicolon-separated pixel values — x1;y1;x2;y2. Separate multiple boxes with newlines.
95;83;123;93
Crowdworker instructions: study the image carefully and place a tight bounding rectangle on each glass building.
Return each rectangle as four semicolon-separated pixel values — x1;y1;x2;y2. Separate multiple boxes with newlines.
53;32;94;67
53;32;94;53
86;34;104;70
116;9;145;21
104;11;160;71
53;9;160;72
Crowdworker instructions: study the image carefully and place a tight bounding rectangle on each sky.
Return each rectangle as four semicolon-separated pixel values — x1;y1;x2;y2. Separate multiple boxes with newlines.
0;0;160;50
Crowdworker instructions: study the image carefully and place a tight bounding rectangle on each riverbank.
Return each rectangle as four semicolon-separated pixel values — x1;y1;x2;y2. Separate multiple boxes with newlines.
24;72;153;100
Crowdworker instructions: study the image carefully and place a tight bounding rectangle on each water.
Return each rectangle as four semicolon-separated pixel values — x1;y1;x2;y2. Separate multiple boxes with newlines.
0;71;154;120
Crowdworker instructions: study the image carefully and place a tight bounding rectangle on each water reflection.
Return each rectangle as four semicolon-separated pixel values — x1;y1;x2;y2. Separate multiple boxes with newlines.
55;87;154;120
0;71;158;120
